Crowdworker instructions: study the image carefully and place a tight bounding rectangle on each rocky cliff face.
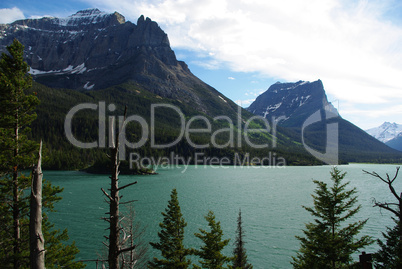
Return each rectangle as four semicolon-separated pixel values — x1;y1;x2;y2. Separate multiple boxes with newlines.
247;80;337;127
0;9;232;115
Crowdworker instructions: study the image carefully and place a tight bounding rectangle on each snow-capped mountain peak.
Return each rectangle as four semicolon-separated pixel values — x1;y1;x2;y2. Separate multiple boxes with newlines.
366;122;402;143
54;8;110;27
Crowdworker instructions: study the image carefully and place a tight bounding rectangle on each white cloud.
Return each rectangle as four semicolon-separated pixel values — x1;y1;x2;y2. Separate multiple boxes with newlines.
245;89;265;97
81;0;402;125
334;99;402;129
190;59;221;70
86;1;402;94
235;99;256;107
0;7;25;24
228;77;235;80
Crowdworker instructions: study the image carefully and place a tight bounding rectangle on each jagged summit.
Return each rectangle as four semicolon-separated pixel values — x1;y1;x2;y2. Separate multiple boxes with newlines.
366;122;402;143
1;8;125;31
71;8;105;16
137;15;151;24
0;9;238;116
247;80;335;127
53;8;125;26
0;9;176;90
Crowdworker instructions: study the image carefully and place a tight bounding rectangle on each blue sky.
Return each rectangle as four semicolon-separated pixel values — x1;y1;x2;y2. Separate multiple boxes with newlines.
1;0;402;130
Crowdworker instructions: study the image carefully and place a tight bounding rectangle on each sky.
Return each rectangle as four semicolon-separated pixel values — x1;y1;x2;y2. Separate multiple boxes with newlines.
1;0;402;130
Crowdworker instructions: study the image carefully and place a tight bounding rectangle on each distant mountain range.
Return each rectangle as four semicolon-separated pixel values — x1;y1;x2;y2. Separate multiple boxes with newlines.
386;134;402;152
1;8;401;167
366;122;402;142
366;122;402;151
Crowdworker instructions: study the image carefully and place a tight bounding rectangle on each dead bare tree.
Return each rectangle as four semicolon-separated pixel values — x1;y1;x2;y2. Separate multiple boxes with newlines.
29;141;45;269
120;204;149;269
101;107;138;269
364;166;402;267
363;167;401;224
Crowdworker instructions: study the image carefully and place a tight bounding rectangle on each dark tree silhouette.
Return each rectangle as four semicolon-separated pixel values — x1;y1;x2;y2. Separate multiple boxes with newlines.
148;189;191;268
232;209;252;269
193;211;231;269
292;167;373;268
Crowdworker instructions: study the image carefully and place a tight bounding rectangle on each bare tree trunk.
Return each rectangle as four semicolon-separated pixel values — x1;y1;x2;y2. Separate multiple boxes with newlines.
13;108;20;269
13;166;20;269
30;141;45;269
102;107;137;269
108;145;120;269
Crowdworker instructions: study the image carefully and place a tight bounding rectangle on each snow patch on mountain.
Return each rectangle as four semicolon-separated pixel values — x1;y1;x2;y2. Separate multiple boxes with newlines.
291;95;311;107
84;82;95;90
218;96;227;103
263;102;282;118
366;122;402;143
272;81;309;92
29;63;87;76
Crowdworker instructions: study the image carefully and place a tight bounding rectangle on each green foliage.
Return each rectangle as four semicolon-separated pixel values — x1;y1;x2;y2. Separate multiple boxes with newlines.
193;211;231;269
0;175;30;266
25;79;324;170
149;188;192;268
0;177;85;268
292;167;373;268
43;214;84;268
373;218;402;268
232;209;252;269
0;38;39;174
0;39;84;268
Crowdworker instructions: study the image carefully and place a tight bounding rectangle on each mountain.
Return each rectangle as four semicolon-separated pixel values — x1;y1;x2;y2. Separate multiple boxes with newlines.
1;9;400;167
366;122;402;143
365;122;402;152
1;9;324;168
0;8;236;116
247;80;402;163
247;80;337;128
386;133;402;152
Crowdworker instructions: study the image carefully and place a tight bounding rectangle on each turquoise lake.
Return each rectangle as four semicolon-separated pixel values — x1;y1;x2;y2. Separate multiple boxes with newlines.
45;164;401;268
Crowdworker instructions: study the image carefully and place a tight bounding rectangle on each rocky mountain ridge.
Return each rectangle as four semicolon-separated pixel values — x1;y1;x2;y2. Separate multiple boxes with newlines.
385;133;402;152
247;80;337;127
247;80;401;162
0;8;234;116
1;9;401;164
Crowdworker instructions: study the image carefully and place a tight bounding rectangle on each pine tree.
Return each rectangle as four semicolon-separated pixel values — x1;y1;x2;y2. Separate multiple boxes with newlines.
193;211;231;269
291;167;373;269
149;188;191;268
0;38;39;269
374;219;402;268
232;209;252;269
0;39;84;268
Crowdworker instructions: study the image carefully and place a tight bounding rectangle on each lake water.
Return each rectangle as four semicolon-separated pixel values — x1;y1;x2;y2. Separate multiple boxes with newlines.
46;164;401;268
